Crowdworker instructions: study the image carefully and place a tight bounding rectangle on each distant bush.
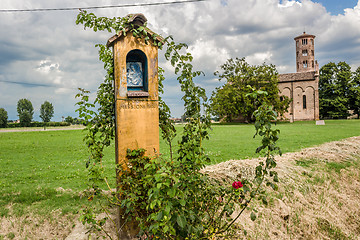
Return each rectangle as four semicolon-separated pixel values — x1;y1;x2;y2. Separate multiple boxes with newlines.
7;122;70;128
0;108;8;128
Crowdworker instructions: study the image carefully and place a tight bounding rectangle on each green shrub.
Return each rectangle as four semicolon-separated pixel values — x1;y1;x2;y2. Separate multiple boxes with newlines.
0;108;8;128
7;122;70;128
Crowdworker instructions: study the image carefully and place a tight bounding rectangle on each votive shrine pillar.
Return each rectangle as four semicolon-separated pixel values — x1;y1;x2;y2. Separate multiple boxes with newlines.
107;13;161;238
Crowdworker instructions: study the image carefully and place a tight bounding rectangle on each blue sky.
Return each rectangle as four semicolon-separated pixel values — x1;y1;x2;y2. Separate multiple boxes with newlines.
1;0;360;120
315;0;358;15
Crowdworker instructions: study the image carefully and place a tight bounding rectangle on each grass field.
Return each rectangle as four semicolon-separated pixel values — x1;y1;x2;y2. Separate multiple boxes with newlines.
0;119;359;218
205;119;360;163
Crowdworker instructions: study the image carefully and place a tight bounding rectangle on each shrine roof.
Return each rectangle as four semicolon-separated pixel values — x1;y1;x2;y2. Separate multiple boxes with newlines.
106;13;164;47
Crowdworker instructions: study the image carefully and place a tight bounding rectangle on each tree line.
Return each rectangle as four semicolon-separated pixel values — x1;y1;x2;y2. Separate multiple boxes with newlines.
319;62;360;119
0;99;54;128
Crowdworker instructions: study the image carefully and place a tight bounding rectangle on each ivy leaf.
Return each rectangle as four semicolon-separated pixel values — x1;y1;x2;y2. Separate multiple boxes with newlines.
175;67;180;74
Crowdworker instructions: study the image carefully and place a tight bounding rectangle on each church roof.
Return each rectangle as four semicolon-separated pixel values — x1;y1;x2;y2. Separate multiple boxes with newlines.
278;71;317;83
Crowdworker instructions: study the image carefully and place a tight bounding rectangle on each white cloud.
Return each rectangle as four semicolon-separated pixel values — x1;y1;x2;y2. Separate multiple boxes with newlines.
247;51;273;65
36;60;60;74
278;0;302;8
188;38;230;72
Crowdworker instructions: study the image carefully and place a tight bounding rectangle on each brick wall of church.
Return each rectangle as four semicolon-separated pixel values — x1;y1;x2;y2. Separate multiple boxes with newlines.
278;71;319;121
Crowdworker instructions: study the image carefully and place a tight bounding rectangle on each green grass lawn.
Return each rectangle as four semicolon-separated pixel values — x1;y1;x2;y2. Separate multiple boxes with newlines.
204;119;360;164
0;119;359;216
0;130;105;217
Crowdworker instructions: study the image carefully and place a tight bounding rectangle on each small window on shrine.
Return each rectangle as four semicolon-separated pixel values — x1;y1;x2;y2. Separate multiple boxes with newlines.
303;95;307;109
126;49;149;97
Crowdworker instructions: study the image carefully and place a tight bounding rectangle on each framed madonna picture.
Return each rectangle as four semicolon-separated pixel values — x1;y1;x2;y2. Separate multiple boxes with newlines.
126;62;143;87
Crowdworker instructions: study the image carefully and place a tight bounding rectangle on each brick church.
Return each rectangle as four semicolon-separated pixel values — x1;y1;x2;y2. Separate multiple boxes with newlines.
278;32;320;121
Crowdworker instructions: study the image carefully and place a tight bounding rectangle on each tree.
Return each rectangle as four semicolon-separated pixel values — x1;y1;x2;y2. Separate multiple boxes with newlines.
39;101;54;122
64;116;74;124
17;99;34;127
0;108;8;128
210;57;290;122
349;66;360;118
319;62;352;119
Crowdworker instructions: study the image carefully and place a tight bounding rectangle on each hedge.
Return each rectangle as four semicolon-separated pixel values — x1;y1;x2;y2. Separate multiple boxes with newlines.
5;122;71;128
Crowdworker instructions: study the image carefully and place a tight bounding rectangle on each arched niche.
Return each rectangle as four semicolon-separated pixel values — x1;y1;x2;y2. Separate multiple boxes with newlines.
126;49;148;97
304;86;315;109
280;87;291;99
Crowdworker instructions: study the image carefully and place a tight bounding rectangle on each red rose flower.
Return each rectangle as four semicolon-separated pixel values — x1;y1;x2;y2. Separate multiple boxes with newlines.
232;181;243;189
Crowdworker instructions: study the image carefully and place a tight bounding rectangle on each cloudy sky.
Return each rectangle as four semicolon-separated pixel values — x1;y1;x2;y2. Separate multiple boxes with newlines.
1;0;360;121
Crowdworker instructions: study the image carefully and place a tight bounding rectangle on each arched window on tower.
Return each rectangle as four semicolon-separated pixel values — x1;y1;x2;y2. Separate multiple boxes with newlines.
311;39;314;45
303;60;308;68
302;50;308;56
303;95;307;109
311;50;314;56
302;39;308;45
312;60;314;68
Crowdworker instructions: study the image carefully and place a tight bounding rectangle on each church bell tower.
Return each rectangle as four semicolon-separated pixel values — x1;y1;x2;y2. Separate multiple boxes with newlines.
294;32;316;72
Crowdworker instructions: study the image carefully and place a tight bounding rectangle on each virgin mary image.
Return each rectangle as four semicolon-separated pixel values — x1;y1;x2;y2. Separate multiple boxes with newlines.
127;62;143;87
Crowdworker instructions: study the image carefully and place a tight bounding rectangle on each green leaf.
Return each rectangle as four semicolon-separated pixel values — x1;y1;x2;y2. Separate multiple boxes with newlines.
179;199;186;207
273;174;279;182
250;212;256;221
165;204;171;215
262;196;268;205
167;187;176;197
177;215;187;229
156;211;164;221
